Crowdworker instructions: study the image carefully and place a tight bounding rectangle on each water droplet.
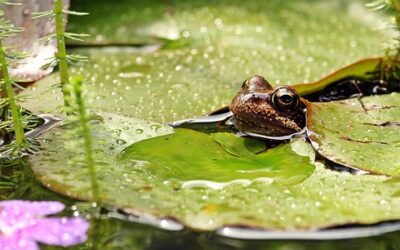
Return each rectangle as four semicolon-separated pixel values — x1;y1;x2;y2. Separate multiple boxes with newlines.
150;125;161;131
116;139;127;145
175;64;183;71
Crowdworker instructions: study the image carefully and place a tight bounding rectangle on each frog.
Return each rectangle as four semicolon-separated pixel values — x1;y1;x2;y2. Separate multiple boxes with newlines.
170;75;307;140
230;75;306;137
170;57;392;138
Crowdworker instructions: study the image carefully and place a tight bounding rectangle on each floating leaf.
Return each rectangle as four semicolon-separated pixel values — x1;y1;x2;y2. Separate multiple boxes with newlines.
119;129;314;183
68;0;391;58
210;132;266;157
294;58;382;96
22;0;392;122
307;93;400;176
28;112;400;231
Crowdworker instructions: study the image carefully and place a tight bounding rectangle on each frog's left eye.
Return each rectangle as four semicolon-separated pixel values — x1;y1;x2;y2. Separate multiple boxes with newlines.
271;87;299;110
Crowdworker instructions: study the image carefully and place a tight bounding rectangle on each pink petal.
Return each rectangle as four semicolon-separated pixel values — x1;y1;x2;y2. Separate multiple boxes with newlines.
0;233;39;250
0;200;65;219
23;217;89;247
0;200;65;228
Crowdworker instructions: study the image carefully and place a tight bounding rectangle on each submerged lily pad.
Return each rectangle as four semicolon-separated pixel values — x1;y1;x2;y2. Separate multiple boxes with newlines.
29;112;400;231
307;93;400;176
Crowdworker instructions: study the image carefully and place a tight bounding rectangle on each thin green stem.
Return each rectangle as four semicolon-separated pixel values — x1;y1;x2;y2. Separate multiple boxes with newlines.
0;39;25;146
54;0;71;111
71;77;99;201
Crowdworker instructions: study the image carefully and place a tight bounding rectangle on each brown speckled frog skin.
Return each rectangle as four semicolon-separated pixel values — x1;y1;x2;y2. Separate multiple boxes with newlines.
229;75;306;136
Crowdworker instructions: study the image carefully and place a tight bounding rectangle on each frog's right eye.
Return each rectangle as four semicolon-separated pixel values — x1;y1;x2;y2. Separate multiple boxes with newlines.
271;87;299;111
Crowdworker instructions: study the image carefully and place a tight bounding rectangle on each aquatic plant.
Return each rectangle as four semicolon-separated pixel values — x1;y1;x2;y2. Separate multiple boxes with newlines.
33;0;89;113
70;76;99;202
367;0;400;84
33;1;98;201
0;2;27;150
0;200;89;249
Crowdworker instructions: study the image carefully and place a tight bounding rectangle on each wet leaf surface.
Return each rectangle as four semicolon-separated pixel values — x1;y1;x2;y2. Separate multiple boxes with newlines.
307;93;400;176
294;58;382;96
120;129;314;183
22;0;391;123
29;112;400;231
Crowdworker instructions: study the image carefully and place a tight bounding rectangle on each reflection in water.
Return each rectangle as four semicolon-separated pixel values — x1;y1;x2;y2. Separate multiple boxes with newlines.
58;217;400;250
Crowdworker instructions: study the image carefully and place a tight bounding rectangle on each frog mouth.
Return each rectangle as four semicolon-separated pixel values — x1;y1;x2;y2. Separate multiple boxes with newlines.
230;111;304;136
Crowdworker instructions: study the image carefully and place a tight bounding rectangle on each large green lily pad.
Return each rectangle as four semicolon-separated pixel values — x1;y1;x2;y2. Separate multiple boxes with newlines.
29;112;400;231
23;0;391;122
69;0;390;59
307;93;400;176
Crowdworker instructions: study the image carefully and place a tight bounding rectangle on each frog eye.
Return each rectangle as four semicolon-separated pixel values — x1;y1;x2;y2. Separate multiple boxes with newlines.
271;87;299;110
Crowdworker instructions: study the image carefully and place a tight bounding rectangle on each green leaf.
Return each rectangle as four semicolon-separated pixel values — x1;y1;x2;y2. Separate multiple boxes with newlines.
210;132;266;157
294;58;382;96
0;1;21;6
36;34;56;43
31;10;54;19
64;32;90;42
120;129;314;183
28;111;400;230
23;0;393;122
366;0;389;11
62;10;89;16
307;93;400;176
67;0;391;53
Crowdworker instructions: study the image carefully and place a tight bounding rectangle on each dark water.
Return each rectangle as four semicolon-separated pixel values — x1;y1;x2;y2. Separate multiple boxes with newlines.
303;77;394;102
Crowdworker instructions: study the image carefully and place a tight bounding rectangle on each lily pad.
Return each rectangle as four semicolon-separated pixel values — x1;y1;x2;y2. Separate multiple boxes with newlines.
294;57;382;96
29;112;400;231
69;0;391;59
119;129;314;183
307;92;400;176
22;0;392;122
